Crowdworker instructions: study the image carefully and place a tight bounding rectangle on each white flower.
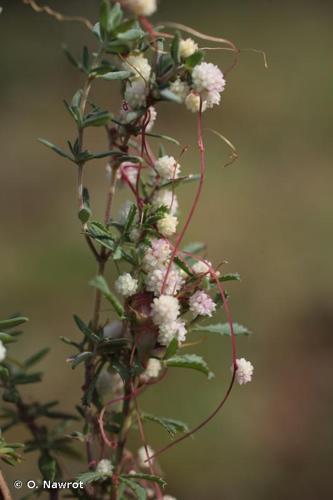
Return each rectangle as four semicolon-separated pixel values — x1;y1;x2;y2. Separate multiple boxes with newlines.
170;78;190;102
151;295;180;326
118;163;138;187
179;38;198;59
234;358;254;385
143;239;171;272
0;341;6;362
158;320;187;345
123;53;151;81
103;320;124;339
157;214;178;237
124;80;148;109
185;92;207;113
96;459;113;475
145;265;184;296
154;155;181;179
145;106;157;132
192;62;226;94
141;358;162;381
137;445;155;469
126;0;157;17
117;200;136;225
192;259;212;275
115;273;138;297
189;290;216;317
163;496;177;500
152;189;179;215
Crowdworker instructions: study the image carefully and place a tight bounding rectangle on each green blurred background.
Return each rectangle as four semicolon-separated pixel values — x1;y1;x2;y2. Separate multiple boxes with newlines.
1;0;333;498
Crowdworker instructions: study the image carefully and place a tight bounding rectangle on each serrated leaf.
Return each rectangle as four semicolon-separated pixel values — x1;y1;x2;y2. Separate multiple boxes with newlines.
218;273;241;283
119;477;146;500
90;276;124;318
77;470;106;485
24;348;50;369
165;354;214;379
192;322;252;336
141;413;189;439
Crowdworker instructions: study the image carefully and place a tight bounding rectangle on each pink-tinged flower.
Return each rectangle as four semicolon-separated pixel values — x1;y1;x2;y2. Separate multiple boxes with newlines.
189;290;216;317
192;62;226;94
143;238;171;271
145;265;184;297
234;358;254;385
154;155;181;179
158;319;187;345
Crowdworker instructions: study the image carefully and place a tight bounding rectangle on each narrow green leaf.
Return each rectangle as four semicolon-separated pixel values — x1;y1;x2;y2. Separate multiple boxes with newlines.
192;322;252;336
38;138;73;162
145;132;180;146
160;174;200;189
73;315;100;343
171;31;181;64
97;70;132;81
182;242;206;255
24;348;50;368
185;51;204;69
90;276;124;318
77;470;106;485
159;88;182;104
165;354;214;379
164;338;179;360
218;273;241;283
70;352;93;369
0;317;28;330
173;257;194;277
39;453;57;481
0;332;16;344
117;28;143;41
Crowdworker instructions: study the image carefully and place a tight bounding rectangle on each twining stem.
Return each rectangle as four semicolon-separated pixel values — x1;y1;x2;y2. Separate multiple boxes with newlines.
0;471;12;500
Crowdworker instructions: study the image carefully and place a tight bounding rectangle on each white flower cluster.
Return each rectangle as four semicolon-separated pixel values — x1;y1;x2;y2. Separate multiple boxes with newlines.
152;189;179;215
179;38;198;59
137;445;155;469
123;53;151;82
126;0;157;17
141;358;162;382
145;264;184;296
115;273;138;297
151;295;186;345
157;213;178;237
124;80;148;109
170;78;190;103
96;459;113;475
234;358;254;385
154;155;181;180
0;341;6;362
143;238;171;272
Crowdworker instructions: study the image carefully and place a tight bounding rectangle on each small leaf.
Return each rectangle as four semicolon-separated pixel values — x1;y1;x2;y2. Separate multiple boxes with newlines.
145;132;180;146
218;273;241;283
39;453;57;481
122;472;166;488
73;315;100;343
159;174;200;189
173;257;194;277
117;28;144;41
119;477;147;500
182;242;206;255
141;413;189;439
69;352;93;369
24;348;50;369
97;70;132;81
185;51;204;70
0;332;16;344
0;316;28;330
159;88;182;104
164;337;179;360
165;354;214;379
83;110;111;128
77;470;106;485
192;322;252;336
38;138;73;162
90;276;124;318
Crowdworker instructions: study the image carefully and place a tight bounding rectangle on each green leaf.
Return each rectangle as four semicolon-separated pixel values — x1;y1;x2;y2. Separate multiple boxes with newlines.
141;413;189;439
185;51;204;70
88;221;115;251
12;372;43;385
119;477;147;500
192;322;252;336
171;31;181;64
38;452;57;481
165;354;214;379
218;273;241;283
0;316;28;330
83;110;111;128
62;45;82;71
24;348;50;368
122;472;166;488
159;88;182;104
73;315;100;343
159;174;200;189
0;332;16;344
38;138;73;162
118;28;144;41
97;70;132;81
173;256;194;277
70;352;93;369
90;276;124;318
144;132;180;146
77;470;106;485
164;337;179;360
182;242;206;255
